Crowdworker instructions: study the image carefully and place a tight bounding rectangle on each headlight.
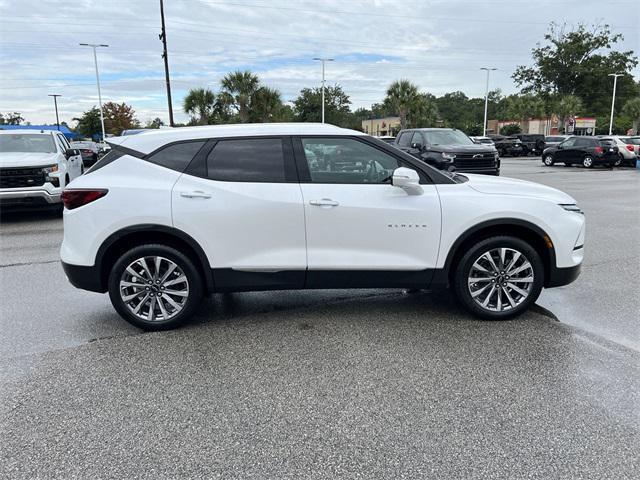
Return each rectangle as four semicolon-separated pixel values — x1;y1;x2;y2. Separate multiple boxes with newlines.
559;203;583;214
42;164;58;174
441;152;456;161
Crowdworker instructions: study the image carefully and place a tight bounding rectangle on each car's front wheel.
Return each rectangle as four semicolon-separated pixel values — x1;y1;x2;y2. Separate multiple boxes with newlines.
543;154;555;166
108;244;204;330
453;236;544;320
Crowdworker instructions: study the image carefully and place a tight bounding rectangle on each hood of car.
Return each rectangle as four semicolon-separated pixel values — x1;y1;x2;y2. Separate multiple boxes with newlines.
429;144;496;154
0;152;60;168
464;173;575;203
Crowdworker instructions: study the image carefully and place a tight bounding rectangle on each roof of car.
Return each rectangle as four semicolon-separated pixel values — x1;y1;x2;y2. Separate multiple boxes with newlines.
0;129;56;135
108;123;365;154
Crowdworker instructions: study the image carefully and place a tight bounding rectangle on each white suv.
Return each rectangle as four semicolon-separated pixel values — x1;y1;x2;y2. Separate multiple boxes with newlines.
60;123;585;330
0;130;84;210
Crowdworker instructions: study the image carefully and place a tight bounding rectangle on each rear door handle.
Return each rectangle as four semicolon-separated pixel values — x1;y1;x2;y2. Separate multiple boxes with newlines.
309;198;339;207
180;191;211;199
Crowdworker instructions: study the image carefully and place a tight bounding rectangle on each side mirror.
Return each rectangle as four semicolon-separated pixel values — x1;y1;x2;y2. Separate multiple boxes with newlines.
392;167;423;196
65;148;79;158
410;142;423;150
557;145;563;150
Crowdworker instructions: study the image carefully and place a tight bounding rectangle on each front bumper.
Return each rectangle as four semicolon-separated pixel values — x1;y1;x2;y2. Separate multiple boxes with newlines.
0;188;61;206
546;262;581;288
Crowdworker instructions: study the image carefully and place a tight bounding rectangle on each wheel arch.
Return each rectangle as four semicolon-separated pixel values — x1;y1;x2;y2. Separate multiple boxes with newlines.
96;225;214;293
435;219;556;288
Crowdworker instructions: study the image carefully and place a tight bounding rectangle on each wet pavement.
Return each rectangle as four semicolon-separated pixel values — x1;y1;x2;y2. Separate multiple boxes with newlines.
1;158;638;478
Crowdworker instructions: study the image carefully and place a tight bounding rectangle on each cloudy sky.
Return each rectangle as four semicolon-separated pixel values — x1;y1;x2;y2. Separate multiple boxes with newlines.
1;0;638;126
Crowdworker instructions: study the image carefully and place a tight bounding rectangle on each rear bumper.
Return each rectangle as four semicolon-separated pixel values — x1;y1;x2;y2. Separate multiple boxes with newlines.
61;261;106;293
546;263;581;288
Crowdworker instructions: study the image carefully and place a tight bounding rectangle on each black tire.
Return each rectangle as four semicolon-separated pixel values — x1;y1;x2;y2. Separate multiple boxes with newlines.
452;236;544;320
108;244;204;330
613;155;622;167
582;156;594;168
542;154;555;166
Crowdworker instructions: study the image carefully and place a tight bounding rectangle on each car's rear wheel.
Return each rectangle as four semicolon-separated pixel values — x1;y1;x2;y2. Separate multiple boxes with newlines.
108;244;203;330
453;236;544;320
613;155;622;167
582;156;594;168
543;154;554;166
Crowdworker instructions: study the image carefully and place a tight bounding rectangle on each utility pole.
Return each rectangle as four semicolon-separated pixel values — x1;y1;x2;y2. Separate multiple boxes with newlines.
79;43;108;143
313;58;334;123
608;73;624;135
480;67;496;136
159;0;175;127
48;94;61;130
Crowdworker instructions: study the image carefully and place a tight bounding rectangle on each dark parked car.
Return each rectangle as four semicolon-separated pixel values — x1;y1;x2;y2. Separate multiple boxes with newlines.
542;136;619;168
545;135;570;148
512;134;545;155
488;135;524;157
70;141;99;167
395;128;499;175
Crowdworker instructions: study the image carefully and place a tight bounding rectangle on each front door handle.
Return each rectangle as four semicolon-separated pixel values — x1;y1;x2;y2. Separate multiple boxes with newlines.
180;190;212;199
309;198;339;207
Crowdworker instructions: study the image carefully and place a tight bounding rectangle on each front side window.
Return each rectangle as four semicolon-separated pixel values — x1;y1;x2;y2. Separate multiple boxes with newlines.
397;132;412;147
207;138;285;182
410;131;423;146
560;138;577;147
148;141;205;173
0;134;56;153
301;138;400;184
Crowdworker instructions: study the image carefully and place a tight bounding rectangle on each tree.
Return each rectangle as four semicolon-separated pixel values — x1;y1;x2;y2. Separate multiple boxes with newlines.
556;95;584;133
183;88;216;125
0;112;25;125
500;124;522;135
293;84;352;126
622;97;640;134
383;80;419;129
73;107;102;138
409;93;438;128
513;23;638;117
145;117;164;129
250;86;284;123
220;70;260;123
102;102;140;136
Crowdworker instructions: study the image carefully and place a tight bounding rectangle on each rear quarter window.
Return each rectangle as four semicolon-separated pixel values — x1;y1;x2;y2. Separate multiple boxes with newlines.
146;141;206;172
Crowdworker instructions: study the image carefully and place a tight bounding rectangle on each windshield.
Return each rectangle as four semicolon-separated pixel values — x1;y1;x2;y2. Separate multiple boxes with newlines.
0;134;56;153
424;130;474;146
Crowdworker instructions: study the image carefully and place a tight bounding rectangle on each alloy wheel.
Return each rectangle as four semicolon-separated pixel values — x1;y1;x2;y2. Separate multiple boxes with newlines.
119;256;190;322
583;156;593;168
467;248;534;312
543;155;554;166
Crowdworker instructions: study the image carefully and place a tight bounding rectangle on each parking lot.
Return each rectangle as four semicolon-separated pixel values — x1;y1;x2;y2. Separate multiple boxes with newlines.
1;158;639;478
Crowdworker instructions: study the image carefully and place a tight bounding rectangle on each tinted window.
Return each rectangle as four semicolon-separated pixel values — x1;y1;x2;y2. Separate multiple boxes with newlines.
397;132;412;147
207;138;285;182
85;149;124;174
301;137;400;184
574;138;592;147
561;138;577;147
423;130;474;146
148;141;205;172
410;131;423;146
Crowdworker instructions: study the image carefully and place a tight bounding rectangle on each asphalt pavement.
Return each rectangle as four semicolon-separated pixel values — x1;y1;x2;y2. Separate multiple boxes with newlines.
1;158;638;479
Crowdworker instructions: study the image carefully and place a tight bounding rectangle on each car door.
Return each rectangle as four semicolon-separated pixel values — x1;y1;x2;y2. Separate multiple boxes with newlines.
295;136;442;288
172;136;307;291
555;137;577;162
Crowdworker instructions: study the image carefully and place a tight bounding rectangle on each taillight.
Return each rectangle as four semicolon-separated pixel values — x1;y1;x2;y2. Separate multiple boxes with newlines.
626;145;634;152
61;189;108;210
594;146;603;154
84;149;93;154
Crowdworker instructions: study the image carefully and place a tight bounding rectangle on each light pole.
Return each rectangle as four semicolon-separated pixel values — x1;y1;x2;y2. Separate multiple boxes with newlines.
313;57;334;123
79;43;108;143
480;67;497;136
48;94;61;130
608;73;624;135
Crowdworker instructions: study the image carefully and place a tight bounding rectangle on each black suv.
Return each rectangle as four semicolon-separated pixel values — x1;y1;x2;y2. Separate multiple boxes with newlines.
488;135;524;157
542;136;619;168
395;128;499;175
512;134;545;156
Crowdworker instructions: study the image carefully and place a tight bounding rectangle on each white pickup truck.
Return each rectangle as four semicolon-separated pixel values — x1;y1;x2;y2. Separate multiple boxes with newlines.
0;130;84;212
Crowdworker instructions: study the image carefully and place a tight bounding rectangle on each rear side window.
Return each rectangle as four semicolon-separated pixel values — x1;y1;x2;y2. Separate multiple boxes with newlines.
147;141;205;172
85;149;124;174
207;138;285;182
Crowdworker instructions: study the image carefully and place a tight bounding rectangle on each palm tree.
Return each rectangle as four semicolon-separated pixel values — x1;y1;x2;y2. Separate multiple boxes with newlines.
409;93;438;128
250;86;283;123
220;70;260;123
384;80;419;130
556;95;583;133
183;88;215;125
622;97;640;134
